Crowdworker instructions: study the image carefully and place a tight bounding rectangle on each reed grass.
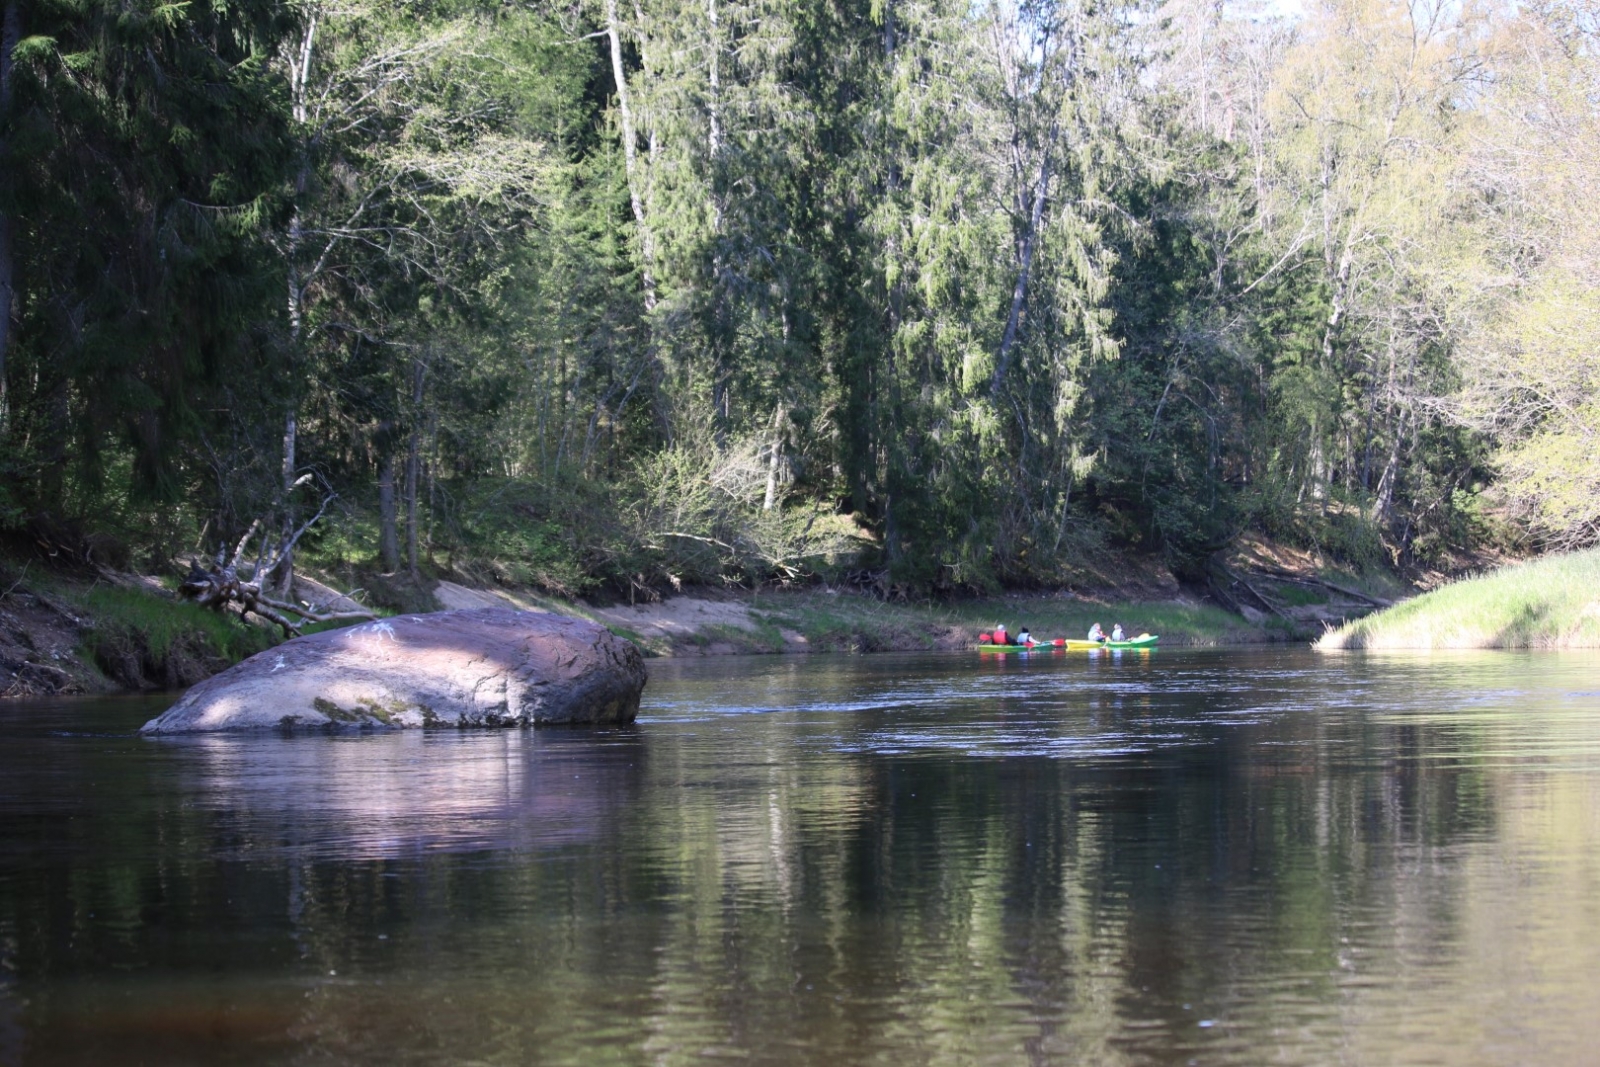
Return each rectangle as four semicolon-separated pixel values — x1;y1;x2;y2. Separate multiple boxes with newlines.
1316;549;1600;650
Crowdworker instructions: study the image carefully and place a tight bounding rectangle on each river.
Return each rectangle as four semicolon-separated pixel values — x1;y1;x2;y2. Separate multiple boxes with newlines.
1;647;1598;1065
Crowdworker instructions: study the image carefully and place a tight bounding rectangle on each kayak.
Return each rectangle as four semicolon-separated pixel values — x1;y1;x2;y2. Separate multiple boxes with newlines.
977;634;1159;652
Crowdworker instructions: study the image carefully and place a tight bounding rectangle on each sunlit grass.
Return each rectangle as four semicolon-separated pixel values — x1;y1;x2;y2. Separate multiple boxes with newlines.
1317;548;1600;650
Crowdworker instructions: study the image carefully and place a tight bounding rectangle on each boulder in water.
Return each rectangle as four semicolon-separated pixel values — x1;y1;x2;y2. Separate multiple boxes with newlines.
140;609;645;733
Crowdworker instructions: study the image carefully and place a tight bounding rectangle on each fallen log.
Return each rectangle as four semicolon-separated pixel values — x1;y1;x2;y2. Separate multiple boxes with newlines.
179;500;377;638
1222;565;1293;621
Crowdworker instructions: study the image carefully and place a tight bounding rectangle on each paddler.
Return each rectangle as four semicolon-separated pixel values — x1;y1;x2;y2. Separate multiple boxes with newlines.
1017;626;1032;646
993;622;1009;646
1111;623;1124;642
1087;622;1106;643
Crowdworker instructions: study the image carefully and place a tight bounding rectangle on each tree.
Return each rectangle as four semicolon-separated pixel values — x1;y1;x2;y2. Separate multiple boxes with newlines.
1262;0;1483;518
0;0;19;419
0;0;294;522
1445;2;1600;547
268;0;553;589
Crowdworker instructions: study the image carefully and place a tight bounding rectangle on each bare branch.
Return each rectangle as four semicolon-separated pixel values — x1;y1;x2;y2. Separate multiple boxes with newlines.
229;519;263;570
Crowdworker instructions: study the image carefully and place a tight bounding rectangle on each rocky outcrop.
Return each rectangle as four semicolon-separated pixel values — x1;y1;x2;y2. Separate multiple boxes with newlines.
140;609;645;733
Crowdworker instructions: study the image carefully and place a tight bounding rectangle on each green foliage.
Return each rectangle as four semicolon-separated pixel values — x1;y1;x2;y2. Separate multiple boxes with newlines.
3;0;1591;606
450;478;597;596
445;422;871;599
74;586;271;664
1315;506;1389;573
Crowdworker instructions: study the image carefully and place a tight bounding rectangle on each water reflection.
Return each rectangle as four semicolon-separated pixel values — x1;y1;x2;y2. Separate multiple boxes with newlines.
170;729;647;861
0;650;1598;1065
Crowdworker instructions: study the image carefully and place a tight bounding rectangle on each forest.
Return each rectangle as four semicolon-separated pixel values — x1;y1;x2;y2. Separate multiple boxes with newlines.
1;0;1596;603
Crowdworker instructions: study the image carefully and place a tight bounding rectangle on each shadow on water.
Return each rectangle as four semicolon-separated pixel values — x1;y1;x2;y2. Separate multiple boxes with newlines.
2;649;1600;1065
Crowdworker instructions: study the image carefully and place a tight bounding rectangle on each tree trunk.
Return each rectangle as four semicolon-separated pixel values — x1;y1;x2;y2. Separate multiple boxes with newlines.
706;0;722;159
704;0;731;445
0;0;21;411
377;444;400;572
1371;416;1403;524
37;380;69;509
991;132;1054;397
0;189;12;424
405;357;426;580
605;0;657;311
273;13;317;601
275;407;298;599
763;404;786;512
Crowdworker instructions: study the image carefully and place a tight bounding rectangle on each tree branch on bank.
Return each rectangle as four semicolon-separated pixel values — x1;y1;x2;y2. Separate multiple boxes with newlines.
179;495;377;638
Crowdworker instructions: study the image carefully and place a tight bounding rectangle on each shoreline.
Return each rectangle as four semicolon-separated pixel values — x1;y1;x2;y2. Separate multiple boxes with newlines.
8;531;1440;698
4;572;1283;698
436;582;1275;658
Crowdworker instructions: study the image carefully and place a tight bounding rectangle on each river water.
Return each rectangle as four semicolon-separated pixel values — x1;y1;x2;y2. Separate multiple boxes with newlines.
2;647;1599;1066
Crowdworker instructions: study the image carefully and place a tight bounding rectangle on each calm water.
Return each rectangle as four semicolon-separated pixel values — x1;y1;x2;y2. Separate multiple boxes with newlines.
2;647;1599;1066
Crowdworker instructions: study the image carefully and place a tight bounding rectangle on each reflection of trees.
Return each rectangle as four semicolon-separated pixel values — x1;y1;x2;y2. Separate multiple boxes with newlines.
5;663;1600;1063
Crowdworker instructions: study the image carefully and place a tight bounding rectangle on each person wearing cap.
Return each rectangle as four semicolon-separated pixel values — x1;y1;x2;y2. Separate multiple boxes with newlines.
993;622;1009;645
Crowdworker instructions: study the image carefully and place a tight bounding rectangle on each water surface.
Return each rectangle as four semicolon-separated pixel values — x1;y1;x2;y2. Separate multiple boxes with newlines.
2;647;1599;1065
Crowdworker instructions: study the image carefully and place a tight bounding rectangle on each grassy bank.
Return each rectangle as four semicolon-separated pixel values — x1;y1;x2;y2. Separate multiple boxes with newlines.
1;571;279;696
2;562;387;696
1316;549;1600;650
70;584;279;689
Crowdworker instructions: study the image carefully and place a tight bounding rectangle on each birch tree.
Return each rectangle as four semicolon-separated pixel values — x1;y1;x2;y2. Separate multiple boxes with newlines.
1263;0;1484;523
1446;2;1600;546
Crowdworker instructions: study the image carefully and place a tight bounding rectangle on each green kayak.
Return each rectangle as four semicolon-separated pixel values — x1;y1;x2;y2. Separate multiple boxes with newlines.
977;634;1159;652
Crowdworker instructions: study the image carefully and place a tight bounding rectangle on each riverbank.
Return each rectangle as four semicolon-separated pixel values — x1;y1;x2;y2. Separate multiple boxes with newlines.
4;536;1415;697
435;581;1264;657
3;563;1269;697
1316;548;1600;650
0;570;279;697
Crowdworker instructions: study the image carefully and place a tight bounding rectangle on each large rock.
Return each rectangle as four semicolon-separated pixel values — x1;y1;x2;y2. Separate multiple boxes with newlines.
140;609;645;734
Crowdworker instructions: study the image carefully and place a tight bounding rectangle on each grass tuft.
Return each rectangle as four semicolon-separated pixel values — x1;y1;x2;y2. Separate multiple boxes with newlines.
1317;548;1600;650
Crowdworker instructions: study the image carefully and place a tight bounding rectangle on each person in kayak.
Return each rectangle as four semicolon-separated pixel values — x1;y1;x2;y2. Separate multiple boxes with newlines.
993;623;1009;645
1087;622;1106;643
1111;624;1124;642
1017;626;1032;646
